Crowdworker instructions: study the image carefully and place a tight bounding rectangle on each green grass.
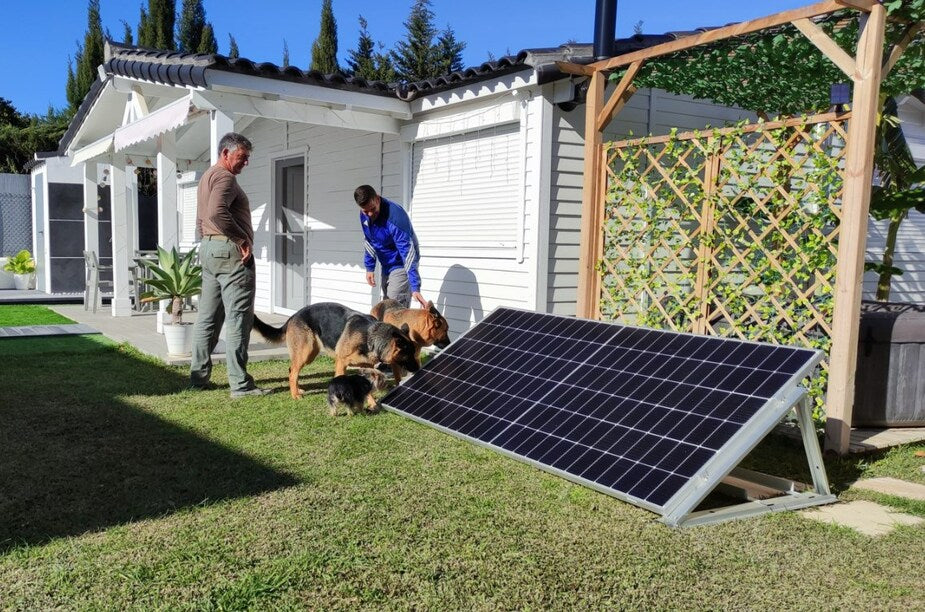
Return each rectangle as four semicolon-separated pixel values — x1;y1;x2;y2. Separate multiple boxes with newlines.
0;305;75;327
1;336;923;609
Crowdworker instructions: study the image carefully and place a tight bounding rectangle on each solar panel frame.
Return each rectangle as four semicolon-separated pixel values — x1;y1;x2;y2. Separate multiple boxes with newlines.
382;307;827;523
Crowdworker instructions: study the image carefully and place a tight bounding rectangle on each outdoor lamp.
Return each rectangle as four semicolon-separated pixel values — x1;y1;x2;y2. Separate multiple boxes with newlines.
830;83;851;111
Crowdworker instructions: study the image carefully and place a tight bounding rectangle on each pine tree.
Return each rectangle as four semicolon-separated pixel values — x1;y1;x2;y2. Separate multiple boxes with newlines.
282;39;290;68
310;0;339;73
228;34;239;59
177;0;206;53
121;19;134;44
434;25;465;74
347;16;376;79
198;23;217;54
391;0;437;82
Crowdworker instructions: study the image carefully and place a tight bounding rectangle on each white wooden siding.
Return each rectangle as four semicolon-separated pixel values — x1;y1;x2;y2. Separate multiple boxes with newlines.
546;87;758;315
239;118;400;314
863;95;925;303
408;94;543;338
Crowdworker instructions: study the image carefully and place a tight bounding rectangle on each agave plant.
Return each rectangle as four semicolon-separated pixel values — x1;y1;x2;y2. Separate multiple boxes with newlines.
139;246;202;325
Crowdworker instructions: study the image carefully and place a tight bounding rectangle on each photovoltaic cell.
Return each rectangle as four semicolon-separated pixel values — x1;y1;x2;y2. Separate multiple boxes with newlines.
382;308;821;513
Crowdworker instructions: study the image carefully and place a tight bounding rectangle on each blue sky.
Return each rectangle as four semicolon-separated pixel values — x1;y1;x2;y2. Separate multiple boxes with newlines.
2;0;809;116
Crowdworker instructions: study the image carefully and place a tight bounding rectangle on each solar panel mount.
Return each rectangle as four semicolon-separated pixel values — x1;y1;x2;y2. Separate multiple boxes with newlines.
382;307;836;527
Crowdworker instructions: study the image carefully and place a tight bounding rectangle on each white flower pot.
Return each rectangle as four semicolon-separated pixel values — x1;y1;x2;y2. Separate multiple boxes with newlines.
163;322;194;356
13;273;34;290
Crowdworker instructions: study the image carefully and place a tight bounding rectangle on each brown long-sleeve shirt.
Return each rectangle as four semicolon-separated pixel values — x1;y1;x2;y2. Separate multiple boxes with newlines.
196;164;254;248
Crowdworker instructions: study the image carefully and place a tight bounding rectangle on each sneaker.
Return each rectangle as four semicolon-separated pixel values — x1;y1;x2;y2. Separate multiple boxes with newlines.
230;387;272;398
186;382;218;391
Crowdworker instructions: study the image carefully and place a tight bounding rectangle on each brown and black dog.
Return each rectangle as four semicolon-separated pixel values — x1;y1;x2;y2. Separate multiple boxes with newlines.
253;302;419;399
370;299;451;381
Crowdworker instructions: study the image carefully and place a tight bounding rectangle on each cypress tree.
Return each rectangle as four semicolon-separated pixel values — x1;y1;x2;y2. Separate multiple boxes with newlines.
198;23;217;54
228;34;239;59
391;0;437;82
177;0;206;53
139;0;175;49
121;19;134;45
282;39;290;68
138;6;152;47
69;0;104;111
65;56;81;111
310;0;339;73
347;16;376;79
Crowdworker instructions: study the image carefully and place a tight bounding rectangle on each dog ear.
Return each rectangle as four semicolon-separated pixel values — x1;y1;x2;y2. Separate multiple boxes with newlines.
400;323;411;336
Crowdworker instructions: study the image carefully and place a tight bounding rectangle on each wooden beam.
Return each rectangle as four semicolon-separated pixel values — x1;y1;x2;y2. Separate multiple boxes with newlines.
591;1;855;72
834;0;877;11
825;4;887;455
576;71;605;319
554;61;596;77
792;18;857;78
882;22;925;78
610;110;850;148
596;61;643;132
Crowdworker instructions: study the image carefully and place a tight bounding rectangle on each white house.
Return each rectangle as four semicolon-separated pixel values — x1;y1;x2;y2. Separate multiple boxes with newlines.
55;38;766;336
57;36;922;338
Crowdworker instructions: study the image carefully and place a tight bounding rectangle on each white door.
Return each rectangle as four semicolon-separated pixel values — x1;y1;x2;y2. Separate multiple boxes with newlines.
273;157;306;312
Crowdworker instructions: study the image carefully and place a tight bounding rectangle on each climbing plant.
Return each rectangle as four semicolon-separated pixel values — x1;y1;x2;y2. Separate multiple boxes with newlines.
601;116;848;417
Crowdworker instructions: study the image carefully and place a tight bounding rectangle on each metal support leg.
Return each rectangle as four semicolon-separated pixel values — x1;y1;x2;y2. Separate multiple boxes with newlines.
795;395;832;496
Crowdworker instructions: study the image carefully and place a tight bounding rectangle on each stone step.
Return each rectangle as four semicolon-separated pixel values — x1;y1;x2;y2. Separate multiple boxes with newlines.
851;477;925;501
800;500;923;536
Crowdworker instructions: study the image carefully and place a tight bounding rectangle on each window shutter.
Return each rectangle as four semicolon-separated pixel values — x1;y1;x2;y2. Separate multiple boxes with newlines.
410;122;521;255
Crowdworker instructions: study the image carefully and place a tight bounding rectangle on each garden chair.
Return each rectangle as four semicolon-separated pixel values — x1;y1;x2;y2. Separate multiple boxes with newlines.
83;250;113;313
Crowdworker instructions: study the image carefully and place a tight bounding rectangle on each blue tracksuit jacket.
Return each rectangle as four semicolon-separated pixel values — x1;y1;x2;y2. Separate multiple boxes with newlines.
361;198;421;292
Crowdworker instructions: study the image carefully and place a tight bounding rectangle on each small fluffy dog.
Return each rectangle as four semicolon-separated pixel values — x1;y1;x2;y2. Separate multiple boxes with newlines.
326;368;388;416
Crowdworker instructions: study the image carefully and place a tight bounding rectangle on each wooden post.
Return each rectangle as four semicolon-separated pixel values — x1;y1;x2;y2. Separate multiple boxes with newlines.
825;4;886;454
693;140;721;334
577;71;605;319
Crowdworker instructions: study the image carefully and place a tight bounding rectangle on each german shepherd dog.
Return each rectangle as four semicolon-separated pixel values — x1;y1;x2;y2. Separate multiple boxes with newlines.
326;368;388;416
370;299;451;382
253;302;420;399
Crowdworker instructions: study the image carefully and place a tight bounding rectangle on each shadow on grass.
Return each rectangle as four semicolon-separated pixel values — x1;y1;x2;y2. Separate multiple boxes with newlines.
0;335;300;551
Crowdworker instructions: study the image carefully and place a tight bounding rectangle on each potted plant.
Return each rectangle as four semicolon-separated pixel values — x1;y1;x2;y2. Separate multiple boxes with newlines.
3;250;36;290
139;246;202;356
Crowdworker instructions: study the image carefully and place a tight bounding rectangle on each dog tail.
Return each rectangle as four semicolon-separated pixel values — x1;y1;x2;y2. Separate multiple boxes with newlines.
252;316;288;344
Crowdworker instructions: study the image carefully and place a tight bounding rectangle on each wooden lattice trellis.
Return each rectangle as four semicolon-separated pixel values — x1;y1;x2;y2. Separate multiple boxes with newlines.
558;0;910;453
598;113;850;410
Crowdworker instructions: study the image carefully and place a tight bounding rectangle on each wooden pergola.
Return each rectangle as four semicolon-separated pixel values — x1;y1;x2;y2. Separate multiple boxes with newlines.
557;0;924;454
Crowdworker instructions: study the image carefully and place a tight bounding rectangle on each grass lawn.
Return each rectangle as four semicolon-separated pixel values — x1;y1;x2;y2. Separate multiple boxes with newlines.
0;305;75;327
1;335;923;608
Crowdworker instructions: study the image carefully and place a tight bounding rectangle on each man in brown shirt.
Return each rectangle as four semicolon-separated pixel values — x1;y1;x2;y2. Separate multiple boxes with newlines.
189;132;269;397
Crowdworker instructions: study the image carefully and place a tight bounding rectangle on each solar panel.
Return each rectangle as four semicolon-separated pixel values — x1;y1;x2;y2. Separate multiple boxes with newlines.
382;307;836;526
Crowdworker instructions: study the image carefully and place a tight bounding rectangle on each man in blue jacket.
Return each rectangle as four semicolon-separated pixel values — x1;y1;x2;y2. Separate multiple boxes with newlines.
354;184;427;308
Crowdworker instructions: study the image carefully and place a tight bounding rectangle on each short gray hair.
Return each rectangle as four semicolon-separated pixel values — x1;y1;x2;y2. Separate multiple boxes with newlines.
217;132;252;157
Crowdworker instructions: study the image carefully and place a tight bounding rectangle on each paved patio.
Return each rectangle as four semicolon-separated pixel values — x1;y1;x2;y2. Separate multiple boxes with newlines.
47;303;290;366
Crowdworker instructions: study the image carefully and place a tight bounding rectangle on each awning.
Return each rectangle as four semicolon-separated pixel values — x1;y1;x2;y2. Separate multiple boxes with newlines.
114;94;206;152
70;135;114;166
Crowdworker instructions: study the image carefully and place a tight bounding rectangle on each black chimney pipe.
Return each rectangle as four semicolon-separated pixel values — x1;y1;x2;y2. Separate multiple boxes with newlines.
593;0;617;60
